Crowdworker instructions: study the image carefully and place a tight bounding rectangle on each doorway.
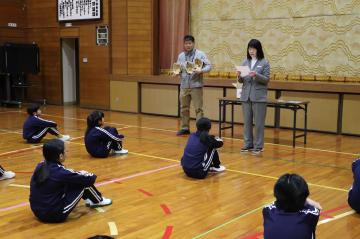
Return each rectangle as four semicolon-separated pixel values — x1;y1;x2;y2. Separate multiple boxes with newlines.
61;38;79;104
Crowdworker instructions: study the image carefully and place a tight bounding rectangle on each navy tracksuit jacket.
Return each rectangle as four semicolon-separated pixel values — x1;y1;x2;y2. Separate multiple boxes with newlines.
23;115;59;143
85;126;124;158
181;131;223;179
348;158;360;212
263;202;320;239
29;161;97;222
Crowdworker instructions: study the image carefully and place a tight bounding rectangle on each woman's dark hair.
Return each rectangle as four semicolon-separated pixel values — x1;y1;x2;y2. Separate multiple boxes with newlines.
184;35;195;43
86;111;104;135
274;173;309;212
34;139;65;185
247;39;264;60
27;103;40;115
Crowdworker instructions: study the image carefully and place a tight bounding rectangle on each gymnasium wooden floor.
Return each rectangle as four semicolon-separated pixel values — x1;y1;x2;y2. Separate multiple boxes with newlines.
0;105;360;239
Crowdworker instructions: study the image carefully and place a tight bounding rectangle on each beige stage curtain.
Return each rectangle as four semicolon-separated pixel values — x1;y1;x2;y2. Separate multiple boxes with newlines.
159;0;189;70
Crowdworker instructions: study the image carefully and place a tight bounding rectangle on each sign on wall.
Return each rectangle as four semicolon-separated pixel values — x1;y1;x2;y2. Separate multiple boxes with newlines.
58;0;101;22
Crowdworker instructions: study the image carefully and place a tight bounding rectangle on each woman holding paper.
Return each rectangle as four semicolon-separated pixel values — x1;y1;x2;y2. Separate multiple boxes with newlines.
237;39;270;155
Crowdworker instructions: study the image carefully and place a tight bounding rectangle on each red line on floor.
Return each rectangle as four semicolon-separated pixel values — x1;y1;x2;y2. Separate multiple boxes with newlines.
160;204;171;215
0;146;42;157
137;188;153;197
239;232;263;239
0;202;30;213
321;204;349;219
162;225;173;239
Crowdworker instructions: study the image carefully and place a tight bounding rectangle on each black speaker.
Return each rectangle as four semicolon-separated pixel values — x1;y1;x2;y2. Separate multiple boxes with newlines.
0;46;5;73
4;43;40;74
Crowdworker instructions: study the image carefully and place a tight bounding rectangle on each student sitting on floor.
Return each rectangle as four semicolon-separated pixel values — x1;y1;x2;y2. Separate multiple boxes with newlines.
0;165;15;181
29;139;112;223
348;158;360;212
181;117;226;179
85;111;128;158
23;104;70;143
263;173;322;239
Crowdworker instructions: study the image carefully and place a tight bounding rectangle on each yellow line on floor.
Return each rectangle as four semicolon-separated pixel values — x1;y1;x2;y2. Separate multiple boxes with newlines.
227;168;348;192
94;207;105;213
67;140;348;193
318;210;355;225
42;112;360;156
108;222;118;236
9;184;30;189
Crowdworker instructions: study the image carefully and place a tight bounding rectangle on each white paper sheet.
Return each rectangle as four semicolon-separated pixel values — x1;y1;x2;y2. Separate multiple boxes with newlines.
235;65;250;77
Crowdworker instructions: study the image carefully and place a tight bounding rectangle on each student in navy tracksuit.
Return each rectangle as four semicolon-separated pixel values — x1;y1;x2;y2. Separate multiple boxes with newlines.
181;117;226;179
348;158;360;212
0;165;15;181
23;104;70;143
263;173;322;239
29;139;112;223
85;111;128;158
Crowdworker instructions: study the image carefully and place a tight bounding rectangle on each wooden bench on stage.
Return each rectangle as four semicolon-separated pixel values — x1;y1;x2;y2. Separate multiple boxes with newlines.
218;97;309;147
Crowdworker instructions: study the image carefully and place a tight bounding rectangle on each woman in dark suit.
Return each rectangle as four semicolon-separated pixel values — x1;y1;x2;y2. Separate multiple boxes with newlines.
237;39;270;155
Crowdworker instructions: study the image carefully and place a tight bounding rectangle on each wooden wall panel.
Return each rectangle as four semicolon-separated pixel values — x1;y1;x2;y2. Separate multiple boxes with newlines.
343;95;360;135
25;0;58;28
26;28;61;104
0;0;25;44
127;0;154;75
79;25;110;109
141;84;178;116
0;28;25;44
23;0;112;107
0;0;25;28
1;0;158;108
110;81;137;112
111;0;128;75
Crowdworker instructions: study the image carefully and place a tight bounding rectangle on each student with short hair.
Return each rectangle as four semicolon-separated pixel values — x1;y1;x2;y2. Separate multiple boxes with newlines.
0;165;15;181
23;104;70;143
263;173;321;239
181;117;226;179
85;111;128;158
29;139;112;223
348;158;360;212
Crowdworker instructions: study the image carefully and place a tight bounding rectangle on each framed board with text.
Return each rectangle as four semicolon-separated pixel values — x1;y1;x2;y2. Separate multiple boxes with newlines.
57;0;102;22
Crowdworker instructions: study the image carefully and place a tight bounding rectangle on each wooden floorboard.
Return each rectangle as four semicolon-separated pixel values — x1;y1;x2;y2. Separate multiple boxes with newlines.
0;105;360;238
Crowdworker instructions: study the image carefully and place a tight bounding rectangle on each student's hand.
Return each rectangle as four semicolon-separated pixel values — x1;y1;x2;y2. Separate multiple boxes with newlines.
249;71;256;77
236;71;241;78
79;170;90;175
306;198;322;210
215;136;223;142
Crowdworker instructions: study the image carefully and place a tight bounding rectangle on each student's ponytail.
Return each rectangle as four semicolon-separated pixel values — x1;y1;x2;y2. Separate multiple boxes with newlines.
86;111;105;136
34;139;65;185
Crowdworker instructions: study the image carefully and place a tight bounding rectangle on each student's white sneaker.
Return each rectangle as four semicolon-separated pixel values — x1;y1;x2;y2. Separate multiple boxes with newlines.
86;197;112;208
59;135;71;141
0;171;16;181
210;165;226;173
114;148;128;154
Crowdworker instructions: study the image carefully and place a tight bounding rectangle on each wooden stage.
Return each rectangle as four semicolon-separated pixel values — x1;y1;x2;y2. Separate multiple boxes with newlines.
0;105;360;238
